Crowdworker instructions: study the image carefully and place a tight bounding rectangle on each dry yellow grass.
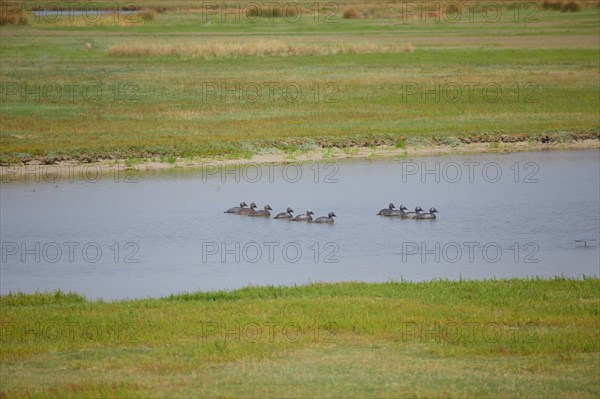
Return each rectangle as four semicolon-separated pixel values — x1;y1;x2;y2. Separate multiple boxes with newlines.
29;14;151;27
108;40;415;58
402;42;415;53
541;0;583;11
245;4;298;18
337;1;463;19
341;0;593;19
342;8;360;19
0;4;28;25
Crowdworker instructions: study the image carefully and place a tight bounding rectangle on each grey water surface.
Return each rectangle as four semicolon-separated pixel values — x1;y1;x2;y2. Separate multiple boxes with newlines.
1;150;598;300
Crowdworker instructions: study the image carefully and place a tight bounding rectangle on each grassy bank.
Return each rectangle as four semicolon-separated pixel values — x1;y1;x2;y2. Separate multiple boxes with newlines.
1;278;599;398
1;3;599;165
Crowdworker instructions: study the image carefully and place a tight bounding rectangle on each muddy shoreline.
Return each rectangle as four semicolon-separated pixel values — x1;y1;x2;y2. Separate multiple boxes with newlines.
1;139;598;183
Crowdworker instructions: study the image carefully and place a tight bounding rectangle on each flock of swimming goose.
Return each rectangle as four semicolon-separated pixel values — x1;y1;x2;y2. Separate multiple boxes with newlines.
377;204;438;219
225;202;336;223
225;202;438;223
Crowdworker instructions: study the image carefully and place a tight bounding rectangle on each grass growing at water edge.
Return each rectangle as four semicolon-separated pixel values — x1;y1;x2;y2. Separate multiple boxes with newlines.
1;278;598;398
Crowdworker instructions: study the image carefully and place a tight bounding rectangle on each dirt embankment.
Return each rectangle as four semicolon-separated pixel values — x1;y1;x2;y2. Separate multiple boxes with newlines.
1;138;598;183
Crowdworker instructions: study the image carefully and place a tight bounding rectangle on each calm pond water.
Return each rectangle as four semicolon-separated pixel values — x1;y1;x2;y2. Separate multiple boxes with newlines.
1;150;599;300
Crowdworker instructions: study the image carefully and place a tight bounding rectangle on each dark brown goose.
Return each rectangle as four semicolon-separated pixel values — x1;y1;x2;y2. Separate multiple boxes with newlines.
238;202;257;215
248;204;273;217
224;201;248;214
315;212;336;224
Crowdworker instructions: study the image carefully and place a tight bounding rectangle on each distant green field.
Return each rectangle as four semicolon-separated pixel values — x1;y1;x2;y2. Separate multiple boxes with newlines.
1;278;598;398
1;2;599;164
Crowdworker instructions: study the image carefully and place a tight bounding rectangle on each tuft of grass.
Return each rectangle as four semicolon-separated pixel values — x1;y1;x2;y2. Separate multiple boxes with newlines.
541;0;582;11
444;136;462;147
0;290;86;306
562;0;582;12
0;4;28;25
295;139;318;153
541;0;563;10
342;8;360;19
552;131;577;142
246;5;297;18
394;139;406;149
322;147;333;158
445;2;462;14
138;9;156;21
406;136;430;147
402;42;415;53
43;151;59;164
124;157;144;168
150;6;167;14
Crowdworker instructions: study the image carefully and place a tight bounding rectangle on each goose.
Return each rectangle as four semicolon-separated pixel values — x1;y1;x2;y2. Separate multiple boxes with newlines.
315;212;336;223
403;206;423;219
293;209;314;222
224;201;248;214
417;207;438;219
238;202;257;215
389;204;408;217
377;203;396;216
248;204;273;217
274;207;294;219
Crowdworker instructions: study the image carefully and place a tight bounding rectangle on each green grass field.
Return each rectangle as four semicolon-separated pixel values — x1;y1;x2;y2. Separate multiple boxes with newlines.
1;1;599;164
1;278;598;398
